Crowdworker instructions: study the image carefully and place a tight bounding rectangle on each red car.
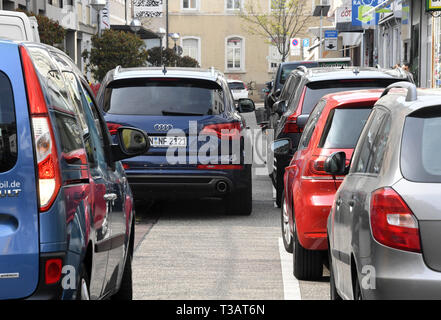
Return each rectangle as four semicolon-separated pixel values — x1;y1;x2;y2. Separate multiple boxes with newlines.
273;89;383;280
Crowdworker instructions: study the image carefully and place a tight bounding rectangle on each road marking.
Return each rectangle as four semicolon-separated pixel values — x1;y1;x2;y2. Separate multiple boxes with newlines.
278;237;302;300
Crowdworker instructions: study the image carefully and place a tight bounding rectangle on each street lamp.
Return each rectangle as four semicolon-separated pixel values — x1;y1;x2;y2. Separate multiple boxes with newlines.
157;27;166;67
130;19;142;34
91;0;106;37
171;33;180;53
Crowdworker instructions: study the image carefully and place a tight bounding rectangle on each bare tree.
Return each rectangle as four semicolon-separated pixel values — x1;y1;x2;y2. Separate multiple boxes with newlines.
239;0;311;62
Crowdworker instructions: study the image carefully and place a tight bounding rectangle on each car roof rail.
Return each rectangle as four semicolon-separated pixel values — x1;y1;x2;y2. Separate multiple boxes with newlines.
380;81;418;102
297;65;308;73
114;65;122;76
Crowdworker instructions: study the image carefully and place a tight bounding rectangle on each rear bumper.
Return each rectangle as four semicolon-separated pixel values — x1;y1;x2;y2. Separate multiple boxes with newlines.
127;167;251;200
294;179;337;251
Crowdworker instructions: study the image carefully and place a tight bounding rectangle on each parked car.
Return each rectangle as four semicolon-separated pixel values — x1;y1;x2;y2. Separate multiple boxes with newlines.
270;67;411;207
97;67;254;215
327;82;441;299
273;89;382;280
265;61;319;113
227;79;249;101
0;40;148;300
0;10;40;42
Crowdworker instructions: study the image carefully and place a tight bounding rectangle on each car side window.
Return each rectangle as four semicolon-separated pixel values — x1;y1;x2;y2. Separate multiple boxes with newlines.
298;99;327;150
351;109;387;174
279;76;292;101
367;114;391;174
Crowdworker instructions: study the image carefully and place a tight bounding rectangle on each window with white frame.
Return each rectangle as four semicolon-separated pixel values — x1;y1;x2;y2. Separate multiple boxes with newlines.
182;0;198;10
226;0;241;10
226;37;244;70
182;37;200;64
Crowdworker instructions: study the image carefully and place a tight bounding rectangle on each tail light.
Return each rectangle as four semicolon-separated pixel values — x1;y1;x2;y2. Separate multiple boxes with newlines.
283;116;303;134
45;258;62;285
20;46;61;212
283;87;306;134
201;122;241;140
107;122;122;135
308;155;328;175
370;187;421;253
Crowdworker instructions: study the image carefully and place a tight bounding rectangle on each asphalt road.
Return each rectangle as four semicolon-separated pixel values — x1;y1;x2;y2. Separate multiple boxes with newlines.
132;107;330;300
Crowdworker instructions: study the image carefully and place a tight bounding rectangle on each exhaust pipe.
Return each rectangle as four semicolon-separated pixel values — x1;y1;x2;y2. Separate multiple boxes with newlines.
216;181;228;193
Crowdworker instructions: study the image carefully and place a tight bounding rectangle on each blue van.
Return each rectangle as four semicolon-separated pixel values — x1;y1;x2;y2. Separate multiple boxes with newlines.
0;40;149;299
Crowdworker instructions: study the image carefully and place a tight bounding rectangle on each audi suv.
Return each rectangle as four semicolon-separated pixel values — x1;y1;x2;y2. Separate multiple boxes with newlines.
97;67;255;215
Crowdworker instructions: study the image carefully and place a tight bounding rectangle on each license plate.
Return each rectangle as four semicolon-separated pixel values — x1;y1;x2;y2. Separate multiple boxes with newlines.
149;136;187;148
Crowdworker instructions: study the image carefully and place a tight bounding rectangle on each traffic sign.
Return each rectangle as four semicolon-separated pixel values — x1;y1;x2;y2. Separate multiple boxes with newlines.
324;30;338;51
290;38;301;56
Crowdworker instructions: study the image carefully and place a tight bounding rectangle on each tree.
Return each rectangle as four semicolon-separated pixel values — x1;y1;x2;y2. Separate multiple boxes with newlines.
239;0;311;62
146;47;200;68
82;30;149;82
16;9;66;48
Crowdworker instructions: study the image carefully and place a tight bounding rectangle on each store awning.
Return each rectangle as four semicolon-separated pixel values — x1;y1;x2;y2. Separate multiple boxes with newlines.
110;25;159;40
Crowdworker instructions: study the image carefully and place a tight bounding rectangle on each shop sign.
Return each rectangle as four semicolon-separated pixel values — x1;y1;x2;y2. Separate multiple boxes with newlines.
427;0;441;11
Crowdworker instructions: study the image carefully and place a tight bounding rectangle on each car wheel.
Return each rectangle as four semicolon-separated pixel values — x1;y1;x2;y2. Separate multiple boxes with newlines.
112;254;133;300
329;248;342;300
292;217;323;281
275;163;283;208
77;263;90;300
281;191;293;253
353;273;363;300
226;168;252;216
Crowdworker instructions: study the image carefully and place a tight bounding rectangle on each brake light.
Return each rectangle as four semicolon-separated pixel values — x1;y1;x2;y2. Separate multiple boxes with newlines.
201;122;241;140
308;155;329;175
283;116;302;134
107;122;122;135
45;258;62;285
20;46;61;212
370;187;421;253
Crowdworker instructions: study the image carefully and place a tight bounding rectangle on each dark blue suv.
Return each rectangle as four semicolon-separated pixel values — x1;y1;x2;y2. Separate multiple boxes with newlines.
0;40;148;299
97;67;255;215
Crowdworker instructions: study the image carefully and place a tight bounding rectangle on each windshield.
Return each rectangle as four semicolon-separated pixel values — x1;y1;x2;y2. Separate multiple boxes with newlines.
401;108;441;183
301;79;403;114
319;108;372;149
103;78;225;116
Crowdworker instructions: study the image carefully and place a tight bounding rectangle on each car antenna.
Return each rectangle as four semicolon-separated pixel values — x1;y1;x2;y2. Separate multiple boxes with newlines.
162;65;167;75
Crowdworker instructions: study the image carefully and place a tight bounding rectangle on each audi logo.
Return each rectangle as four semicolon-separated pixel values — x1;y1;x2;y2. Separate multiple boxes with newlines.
154;124;173;131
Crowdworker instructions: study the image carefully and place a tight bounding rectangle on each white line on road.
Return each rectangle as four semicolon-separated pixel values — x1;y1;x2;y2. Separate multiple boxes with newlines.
278;237;302;300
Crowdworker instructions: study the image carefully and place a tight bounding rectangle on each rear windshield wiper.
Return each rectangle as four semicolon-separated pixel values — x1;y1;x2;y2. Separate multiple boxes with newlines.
162;110;205;116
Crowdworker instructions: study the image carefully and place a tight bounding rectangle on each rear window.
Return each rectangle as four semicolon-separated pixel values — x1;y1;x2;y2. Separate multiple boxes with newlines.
103;78;225;116
401;108;441;183
301;79;402;114
318;108;372;149
228;82;245;90
0;71;17;172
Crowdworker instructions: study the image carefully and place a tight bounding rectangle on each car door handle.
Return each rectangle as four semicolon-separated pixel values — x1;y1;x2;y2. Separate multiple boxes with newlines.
104;193;117;201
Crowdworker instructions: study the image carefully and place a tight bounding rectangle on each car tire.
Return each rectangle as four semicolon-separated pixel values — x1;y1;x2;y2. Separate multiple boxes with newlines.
275;162;283;208
281;191;293;253
226;168;252;216
112;254;133;300
292;217;323;281
77;263;90;300
329;247;342;300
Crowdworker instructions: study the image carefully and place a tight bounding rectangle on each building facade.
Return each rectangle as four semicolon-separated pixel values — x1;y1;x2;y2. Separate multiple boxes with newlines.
144;0;336;99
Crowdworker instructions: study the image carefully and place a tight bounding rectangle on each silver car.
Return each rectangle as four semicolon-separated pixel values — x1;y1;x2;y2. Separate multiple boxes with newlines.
326;82;441;300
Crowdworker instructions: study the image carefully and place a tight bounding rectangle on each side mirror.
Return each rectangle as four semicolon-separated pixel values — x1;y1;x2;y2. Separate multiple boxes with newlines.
112;127;150;162
271;138;292;157
273;100;286;116
296;114;309;129
274;88;282;98
324;151;347;175
237;98;255;113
